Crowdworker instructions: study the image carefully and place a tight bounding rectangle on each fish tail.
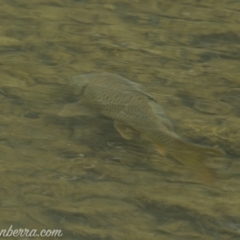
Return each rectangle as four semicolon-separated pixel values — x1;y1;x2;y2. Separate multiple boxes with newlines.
164;141;223;184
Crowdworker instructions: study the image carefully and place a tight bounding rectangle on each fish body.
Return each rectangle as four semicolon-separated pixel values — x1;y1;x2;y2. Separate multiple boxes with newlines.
59;73;223;183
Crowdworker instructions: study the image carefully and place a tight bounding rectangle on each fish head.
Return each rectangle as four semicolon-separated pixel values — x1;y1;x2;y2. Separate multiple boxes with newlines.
71;75;90;96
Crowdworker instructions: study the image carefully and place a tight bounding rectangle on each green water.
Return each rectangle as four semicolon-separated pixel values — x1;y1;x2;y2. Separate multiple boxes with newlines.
0;0;240;239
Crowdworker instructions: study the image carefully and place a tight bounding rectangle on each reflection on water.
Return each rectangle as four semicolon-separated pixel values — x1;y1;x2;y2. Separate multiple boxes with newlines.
0;0;240;239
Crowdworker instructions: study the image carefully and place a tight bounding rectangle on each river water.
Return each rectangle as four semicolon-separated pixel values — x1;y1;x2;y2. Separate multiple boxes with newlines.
0;0;240;239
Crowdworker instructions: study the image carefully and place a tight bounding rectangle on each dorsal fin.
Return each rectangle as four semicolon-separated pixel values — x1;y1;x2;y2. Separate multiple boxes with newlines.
148;100;174;131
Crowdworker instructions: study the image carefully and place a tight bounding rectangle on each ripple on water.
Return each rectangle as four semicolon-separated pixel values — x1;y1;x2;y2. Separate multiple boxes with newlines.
194;99;232;115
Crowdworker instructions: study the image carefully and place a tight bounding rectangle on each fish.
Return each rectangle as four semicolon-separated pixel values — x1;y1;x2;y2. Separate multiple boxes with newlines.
58;73;224;184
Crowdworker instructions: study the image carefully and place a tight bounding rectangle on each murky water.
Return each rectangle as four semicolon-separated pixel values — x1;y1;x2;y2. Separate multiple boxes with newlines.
0;0;240;239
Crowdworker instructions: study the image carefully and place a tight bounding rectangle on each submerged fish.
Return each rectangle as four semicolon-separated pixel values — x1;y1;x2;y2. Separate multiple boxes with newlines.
58;73;223;184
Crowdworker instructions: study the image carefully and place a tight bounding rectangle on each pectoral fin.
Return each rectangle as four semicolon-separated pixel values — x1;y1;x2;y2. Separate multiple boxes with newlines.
154;144;167;156
58;103;97;117
114;121;134;140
